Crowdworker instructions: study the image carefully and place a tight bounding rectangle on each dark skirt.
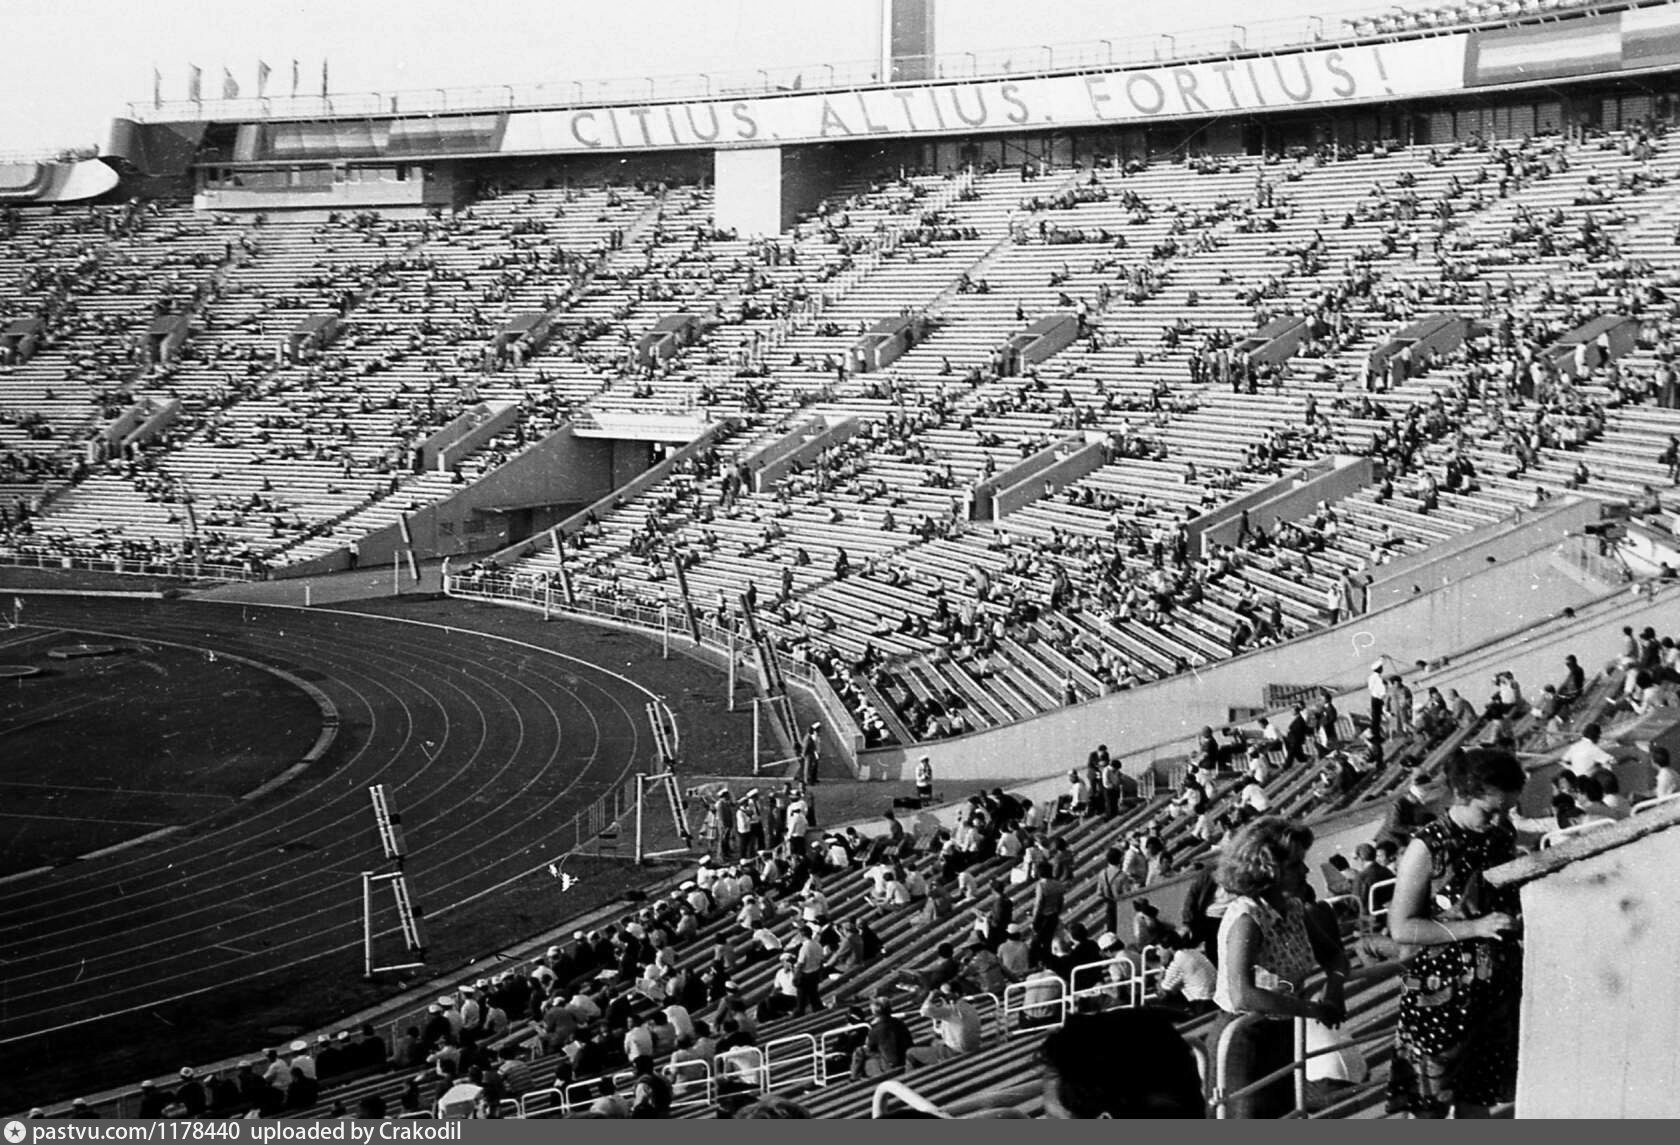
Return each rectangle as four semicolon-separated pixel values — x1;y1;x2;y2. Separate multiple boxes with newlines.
1206;1010;1296;1119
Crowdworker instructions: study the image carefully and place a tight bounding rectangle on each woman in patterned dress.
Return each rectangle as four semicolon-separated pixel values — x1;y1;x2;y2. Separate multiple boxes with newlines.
1386;747;1526;1118
1208;817;1347;1118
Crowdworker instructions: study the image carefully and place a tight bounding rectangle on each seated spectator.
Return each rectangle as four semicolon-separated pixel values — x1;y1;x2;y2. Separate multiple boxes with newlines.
1154;932;1217;1017
1562;723;1617;776
895;940;961;994
906;984;983;1069
1650;745;1680;802
851;997;914;1079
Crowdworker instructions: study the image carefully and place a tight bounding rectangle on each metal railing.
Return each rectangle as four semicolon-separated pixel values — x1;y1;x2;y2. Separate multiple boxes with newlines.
817;1022;871;1086
0;548;257;583
763;1032;821;1090
1633;791;1680;816
1001;975;1070;1036
1211;1013;1399;1119
1067;953;1141;1012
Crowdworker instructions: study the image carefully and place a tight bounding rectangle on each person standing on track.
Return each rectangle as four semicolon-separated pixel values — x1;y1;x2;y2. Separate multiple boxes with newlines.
801;723;822;784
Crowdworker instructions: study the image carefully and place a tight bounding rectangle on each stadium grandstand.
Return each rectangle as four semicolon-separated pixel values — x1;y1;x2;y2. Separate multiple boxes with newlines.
5;0;1680;1121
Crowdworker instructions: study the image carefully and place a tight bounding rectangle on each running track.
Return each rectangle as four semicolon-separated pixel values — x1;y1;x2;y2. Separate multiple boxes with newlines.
0;595;658;1046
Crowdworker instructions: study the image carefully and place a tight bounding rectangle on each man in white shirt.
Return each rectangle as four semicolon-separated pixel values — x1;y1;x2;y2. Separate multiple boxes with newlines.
906;986;981;1068
457;987;482;1037
1367;658;1388;734
711;869;743;911
1562;723;1617;776
997;924;1031;980
1065;770;1089;819
795;925;827;1014
565;989;601;1027
622;1015;654;1064
262;1048;293;1095
435;1075;484;1119
786;798;810;855
664;1002;695;1042
288;1040;316;1081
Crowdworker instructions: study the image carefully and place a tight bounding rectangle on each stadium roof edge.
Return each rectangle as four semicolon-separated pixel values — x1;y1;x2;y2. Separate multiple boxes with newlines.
125;0;1664;131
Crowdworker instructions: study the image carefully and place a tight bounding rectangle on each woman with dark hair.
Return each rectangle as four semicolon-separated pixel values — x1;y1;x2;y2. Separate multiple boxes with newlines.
1386;747;1525;1119
1207;816;1345;1118
1040;1009;1206;1118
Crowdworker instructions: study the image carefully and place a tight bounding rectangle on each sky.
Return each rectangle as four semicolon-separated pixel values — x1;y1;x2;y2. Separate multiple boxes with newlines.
0;0;1423;156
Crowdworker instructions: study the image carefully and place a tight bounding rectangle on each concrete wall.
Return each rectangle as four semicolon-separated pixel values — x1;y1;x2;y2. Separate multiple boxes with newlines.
276;423;627;576
714;147;783;238
1367;497;1601;610
490;419;737;566
1191;456;1374;556
1013;313;1078;370
855;538;1616;782
1512;816;1680;1117
1240;315;1307;368
990;440;1105;519
416;401;520;472
194;171;453;213
779;144;839;232
611;440;655;488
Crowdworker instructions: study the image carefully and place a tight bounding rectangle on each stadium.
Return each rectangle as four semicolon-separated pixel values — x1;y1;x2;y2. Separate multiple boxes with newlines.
3;0;1680;1120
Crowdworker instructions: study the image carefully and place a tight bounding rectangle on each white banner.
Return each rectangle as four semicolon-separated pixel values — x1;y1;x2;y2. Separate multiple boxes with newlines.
502;36;1467;155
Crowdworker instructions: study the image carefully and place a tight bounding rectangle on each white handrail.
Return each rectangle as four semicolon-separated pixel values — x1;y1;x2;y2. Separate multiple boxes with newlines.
1001;974;1068;1035
1366;876;1397;928
1632;791;1680;815
1540;817;1617;848
666;1057;715;1112
1067;953;1139;1010
871;1078;952;1119
763;1031;820;1089
517;1086;565;1119
716;1044;769;1094
816;1021;870;1085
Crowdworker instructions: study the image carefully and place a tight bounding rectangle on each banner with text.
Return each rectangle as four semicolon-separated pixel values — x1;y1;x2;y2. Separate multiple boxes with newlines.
499;36;1469;155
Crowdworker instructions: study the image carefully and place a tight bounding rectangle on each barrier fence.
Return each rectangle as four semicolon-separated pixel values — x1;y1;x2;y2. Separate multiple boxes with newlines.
0;548;257;582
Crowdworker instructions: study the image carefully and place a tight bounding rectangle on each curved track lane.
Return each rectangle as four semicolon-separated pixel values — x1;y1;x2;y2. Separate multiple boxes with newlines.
0;597;655;1044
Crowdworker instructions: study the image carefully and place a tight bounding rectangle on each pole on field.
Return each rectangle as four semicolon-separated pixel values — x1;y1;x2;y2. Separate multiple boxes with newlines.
752;698;762;775
634;774;646;864
543;585;552;621
392;551;400;596
661;603;671;660
726;625;737;711
361;872;374;978
305;583;313;608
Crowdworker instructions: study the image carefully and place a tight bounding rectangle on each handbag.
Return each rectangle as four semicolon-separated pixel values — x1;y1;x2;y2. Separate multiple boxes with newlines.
1303;1018;1368;1084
